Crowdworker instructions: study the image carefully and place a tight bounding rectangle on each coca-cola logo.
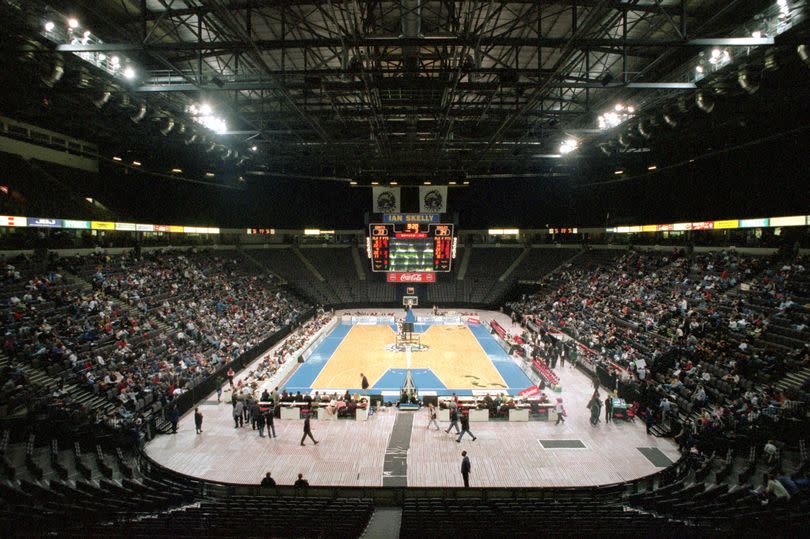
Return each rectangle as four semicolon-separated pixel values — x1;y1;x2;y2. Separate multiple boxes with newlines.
387;272;435;283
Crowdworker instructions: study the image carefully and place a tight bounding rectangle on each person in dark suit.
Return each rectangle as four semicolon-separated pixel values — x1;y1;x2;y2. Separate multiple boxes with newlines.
300;413;318;446
456;412;477;442
604;396;613;423
257;409;266;437
265;406;277;438
294;473;309;488
461;451;471;488
260;472;275;487
168;405;180;434
193;407;203;434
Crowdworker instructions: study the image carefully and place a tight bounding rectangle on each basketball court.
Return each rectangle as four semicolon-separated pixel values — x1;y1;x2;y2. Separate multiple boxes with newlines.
283;318;532;396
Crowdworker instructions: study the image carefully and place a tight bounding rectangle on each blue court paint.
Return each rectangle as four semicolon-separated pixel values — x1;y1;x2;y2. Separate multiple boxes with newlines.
387;322;431;334
372;368;446;391
467;323;533;393
283;323;352;392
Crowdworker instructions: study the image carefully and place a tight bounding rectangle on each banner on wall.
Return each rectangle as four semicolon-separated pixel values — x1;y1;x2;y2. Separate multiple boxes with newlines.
418;186;447;213
372;187;401;213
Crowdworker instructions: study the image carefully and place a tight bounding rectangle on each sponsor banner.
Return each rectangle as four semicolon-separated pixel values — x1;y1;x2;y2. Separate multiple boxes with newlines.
114;222;137;231
0;216;27;227
372;186;401;213
419;186;447;213
136;223;155;232
713;219;739;229
690;221;713;230
466;317;480;325
154;225;170;232
91;221;115;230
383;213;440;223
519;386;541;397
168;225;184;233
641;225;657;232
387;272;436;283
444;315;461;325
351;315;395;325
29;218;62;228
64;219;91;229
770;215;805;227
657;224;674;231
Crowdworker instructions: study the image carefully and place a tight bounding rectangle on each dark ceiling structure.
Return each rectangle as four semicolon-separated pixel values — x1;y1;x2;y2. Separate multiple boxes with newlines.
0;0;809;193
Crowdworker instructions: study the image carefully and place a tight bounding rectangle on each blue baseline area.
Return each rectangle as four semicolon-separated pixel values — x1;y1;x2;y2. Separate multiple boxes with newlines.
387;322;431;334
372;368;446;391
283;323;352;392
467;323;533;393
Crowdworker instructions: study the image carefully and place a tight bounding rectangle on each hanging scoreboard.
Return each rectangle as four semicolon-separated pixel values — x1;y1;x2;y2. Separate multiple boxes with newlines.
368;222;456;272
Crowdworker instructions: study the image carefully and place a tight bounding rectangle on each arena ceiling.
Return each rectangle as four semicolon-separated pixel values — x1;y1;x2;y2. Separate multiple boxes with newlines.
0;0;809;186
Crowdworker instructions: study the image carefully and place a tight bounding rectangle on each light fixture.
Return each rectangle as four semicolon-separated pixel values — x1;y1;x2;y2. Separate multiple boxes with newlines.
424;181;432;185
110;56;121;69
614;103;624;112
647;165;657;171
695;92;715;113
695;65;704;74
130;103;147;123
559;137;579;155
449;181;457;185
112;156;122;162
463;181;470;185
250;145;258;152
200;103;213;116
123;66;136;80
371;181;379;185
68;18;79;29
751;30;762;39
171;168;182;174
614;170;624;175
390;182;398;186
205;172;215;177
44;21;55;32
350;181;358;185
132;161;141;166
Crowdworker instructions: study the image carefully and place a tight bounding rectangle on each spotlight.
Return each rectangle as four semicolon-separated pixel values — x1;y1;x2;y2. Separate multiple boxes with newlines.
695;92;714;113
662;111;679;128
68;18;79;29
798;44;810;67
123;66;136;80
250;145;258;152
93;91;111;109
159;118;175;136
110;55;121;69
559;138;578;155
200;103;212;116
171;168;182;174
41;56;64;87
130;103;147;123
637;121;652;139
132;161;141;166
44;21;55;32
737;68;759;94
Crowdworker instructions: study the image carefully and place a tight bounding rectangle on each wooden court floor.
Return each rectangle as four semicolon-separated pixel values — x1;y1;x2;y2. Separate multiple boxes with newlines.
312;324;507;390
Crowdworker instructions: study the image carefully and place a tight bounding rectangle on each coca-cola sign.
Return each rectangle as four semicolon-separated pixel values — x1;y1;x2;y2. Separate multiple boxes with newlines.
387;272;436;283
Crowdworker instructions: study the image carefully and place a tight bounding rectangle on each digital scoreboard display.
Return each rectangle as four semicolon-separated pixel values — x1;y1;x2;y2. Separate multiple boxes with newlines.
368;223;456;272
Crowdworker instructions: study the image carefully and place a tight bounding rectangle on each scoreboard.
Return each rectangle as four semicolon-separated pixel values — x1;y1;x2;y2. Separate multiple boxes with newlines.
368;222;456;272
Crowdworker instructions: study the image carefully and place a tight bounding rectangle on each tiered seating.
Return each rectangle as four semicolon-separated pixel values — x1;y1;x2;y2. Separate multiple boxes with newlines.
510;247;578;281
95;495;374;538
464;247;523;303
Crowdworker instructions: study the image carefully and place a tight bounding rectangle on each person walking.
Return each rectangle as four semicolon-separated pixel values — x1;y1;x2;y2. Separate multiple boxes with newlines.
257;408;266;437
216;377;223;403
588;394;602;426
265;405;277;438
360;373;369;394
250;400;261;430
456;412;477;442
604;395;613;423
559;346;566;368
445;406;461;434
300;413;319;446
233;399;244;428
555;397;566;425
461;451;471;488
426;403;440;430
227;367;235;388
194;407;203;434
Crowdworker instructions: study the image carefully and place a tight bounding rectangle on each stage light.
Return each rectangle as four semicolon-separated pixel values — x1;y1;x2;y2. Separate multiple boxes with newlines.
123;66;136;80
130;103;147;123
738;68;759;94
93;91;111;109
44;21;55;32
159;118;175;136
132;161;141;166
799;44;810;67
68;18;79;29
112;156;122;161
559;138;579;155
695;92;715;113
